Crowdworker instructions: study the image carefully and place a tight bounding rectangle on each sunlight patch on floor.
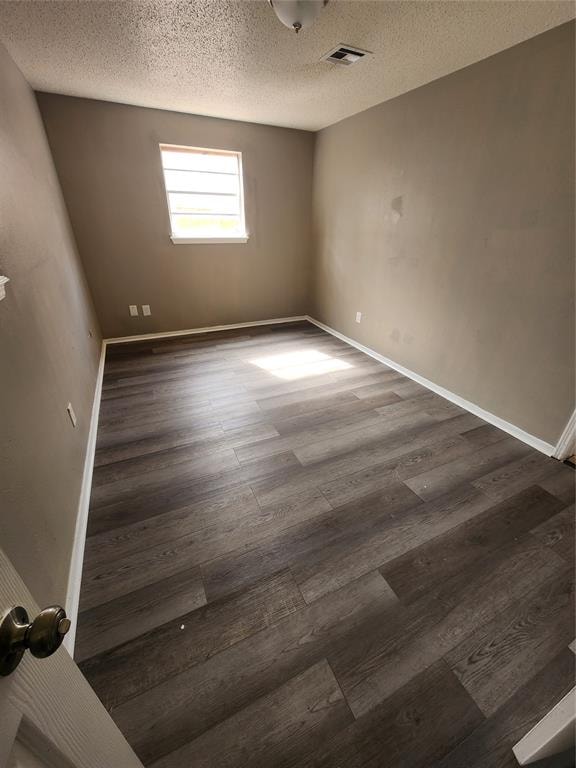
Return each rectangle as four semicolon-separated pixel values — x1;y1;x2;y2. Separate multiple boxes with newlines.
250;349;352;380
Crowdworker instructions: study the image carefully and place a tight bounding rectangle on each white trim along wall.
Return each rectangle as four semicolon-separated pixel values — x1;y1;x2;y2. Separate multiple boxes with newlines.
553;408;576;461
65;315;572;656
64;342;106;655
306;317;560;457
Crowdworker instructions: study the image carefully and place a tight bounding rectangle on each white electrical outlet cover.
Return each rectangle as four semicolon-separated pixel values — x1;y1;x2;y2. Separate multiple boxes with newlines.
129;305;139;316
356;312;362;323
142;304;151;316
66;403;77;428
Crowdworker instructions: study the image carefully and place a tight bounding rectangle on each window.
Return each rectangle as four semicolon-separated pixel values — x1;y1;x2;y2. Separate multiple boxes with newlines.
160;144;247;244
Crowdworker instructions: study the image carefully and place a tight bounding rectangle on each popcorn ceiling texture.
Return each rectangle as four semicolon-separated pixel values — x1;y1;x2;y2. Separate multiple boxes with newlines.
0;0;573;130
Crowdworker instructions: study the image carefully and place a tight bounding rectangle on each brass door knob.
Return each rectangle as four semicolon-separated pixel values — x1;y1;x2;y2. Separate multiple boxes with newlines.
0;605;71;676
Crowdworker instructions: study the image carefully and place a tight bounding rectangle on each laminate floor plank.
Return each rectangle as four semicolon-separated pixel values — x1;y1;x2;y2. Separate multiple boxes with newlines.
380;485;565;603
436;649;575;768
331;535;566;718
79;569;305;710
100;384;153;401
292;660;483;768
93;434;235;487
112;572;396;765
107;367;242;391
240;358;390;397
294;410;481;468
258;388;360;418
251;413;480;508
292;484;496;604
82;486;331;609
350;378;409;399
102;360;242;388
95;409;220;447
293;409;446;466
75;567;206;663
538;468;576;506
372;390;452;420
89;447;240;508
530;504;575;563
149;660;353;768
404;436;532;501
93;422;279;486
202;482;420;603
461;423;511;448
76;322;574;767
234;408;390;465
84;485;260;569
446;569;574;715
268;390;402;435
218;382;398;432
472;451;571;501
86;450;302;537
85;485;329;575
94;423;226;467
318;434;473;507
389;379;430;399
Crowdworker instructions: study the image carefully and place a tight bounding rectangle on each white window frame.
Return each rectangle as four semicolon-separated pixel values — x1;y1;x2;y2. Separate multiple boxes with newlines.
159;143;249;245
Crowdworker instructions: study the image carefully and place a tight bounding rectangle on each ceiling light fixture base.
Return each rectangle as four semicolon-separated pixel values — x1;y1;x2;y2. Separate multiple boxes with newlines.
268;0;329;33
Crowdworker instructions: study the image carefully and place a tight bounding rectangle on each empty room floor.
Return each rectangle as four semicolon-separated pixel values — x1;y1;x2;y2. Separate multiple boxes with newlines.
77;321;575;768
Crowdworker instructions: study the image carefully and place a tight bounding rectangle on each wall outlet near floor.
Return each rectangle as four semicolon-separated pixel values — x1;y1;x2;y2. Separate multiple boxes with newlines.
129;305;139;317
142;304;151;316
355;311;362;323
66;402;77;428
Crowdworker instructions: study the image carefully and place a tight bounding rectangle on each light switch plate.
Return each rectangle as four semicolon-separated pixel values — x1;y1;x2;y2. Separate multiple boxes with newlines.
142;304;151;316
129;305;139;317
355;312;362;323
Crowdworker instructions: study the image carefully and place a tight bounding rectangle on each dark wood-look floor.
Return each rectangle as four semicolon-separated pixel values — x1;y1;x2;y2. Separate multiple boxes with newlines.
77;321;575;768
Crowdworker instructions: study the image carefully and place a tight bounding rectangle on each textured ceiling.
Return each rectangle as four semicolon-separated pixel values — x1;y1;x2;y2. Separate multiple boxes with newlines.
0;1;573;131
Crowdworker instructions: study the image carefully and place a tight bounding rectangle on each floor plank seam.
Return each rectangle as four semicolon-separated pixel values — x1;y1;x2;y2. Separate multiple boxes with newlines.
325;657;358;721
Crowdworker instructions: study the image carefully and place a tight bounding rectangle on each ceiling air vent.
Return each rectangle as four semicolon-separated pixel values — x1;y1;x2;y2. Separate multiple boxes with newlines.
321;44;371;66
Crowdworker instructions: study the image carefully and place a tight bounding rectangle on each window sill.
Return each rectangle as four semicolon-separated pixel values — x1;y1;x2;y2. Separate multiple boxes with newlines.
170;235;249;245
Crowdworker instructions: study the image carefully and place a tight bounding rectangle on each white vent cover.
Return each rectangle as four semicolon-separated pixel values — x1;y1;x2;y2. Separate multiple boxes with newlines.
321;44;371;66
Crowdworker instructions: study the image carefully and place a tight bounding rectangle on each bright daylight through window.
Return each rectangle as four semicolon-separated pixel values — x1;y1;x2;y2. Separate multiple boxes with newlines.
160;144;247;243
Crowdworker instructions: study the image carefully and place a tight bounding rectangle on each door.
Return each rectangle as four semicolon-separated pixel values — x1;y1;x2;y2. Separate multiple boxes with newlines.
0;544;143;768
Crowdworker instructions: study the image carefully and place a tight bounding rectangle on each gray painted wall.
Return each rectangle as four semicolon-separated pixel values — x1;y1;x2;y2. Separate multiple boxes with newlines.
312;22;575;446
0;42;101;606
37;95;315;339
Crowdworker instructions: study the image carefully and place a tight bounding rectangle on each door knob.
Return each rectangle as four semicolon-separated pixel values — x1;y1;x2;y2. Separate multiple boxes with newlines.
0;605;71;676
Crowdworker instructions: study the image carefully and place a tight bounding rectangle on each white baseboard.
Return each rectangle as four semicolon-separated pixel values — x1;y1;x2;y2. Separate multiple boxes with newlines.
513;686;575;765
64;341;106;657
553;408;576;460
105;315;308;345
306;316;557;457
